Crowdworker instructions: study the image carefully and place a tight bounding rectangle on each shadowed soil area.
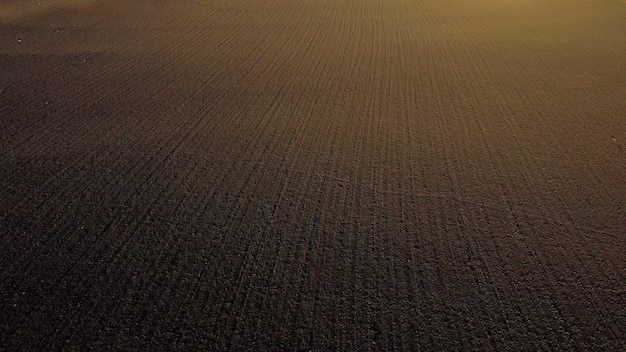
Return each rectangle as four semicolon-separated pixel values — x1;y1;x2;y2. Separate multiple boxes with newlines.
1;0;625;350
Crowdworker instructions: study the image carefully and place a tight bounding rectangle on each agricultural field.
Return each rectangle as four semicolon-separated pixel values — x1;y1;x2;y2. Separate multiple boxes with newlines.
1;0;625;350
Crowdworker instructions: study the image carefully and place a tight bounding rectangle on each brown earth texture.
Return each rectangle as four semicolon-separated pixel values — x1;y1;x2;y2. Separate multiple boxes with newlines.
1;0;625;350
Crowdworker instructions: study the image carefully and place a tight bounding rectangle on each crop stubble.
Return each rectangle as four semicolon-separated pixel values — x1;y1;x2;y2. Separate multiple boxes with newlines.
1;0;625;350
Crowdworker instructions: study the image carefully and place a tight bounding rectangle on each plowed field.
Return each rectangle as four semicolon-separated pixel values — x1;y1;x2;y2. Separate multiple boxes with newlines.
1;0;625;350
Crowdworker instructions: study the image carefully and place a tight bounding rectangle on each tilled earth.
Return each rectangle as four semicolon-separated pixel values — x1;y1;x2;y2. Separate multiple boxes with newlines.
1;0;625;350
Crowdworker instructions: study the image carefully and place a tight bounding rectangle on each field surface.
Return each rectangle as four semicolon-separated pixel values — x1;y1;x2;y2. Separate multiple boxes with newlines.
1;0;625;350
